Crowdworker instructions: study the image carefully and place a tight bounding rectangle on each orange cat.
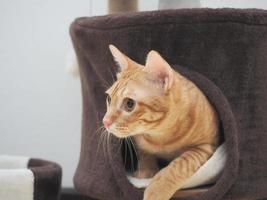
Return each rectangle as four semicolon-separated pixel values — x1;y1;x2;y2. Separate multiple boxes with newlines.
103;45;219;200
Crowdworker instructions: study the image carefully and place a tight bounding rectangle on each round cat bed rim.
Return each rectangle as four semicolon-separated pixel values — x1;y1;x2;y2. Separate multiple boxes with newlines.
74;8;267;31
106;66;239;200
0;155;62;200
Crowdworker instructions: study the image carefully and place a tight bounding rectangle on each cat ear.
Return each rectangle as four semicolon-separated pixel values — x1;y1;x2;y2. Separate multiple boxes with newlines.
109;44;130;71
145;50;174;91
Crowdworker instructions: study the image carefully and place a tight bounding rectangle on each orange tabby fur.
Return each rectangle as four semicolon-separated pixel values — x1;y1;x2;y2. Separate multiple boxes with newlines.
103;45;219;200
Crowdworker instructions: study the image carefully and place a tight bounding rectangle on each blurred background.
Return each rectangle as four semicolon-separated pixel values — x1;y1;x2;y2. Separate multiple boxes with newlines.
1;0;267;188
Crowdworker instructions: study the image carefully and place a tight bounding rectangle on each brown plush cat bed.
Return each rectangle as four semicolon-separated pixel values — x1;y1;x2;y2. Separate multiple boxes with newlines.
70;8;267;200
0;155;62;200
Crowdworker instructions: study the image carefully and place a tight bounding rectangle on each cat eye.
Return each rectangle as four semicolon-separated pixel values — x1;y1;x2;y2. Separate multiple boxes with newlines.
122;98;136;112
106;95;111;105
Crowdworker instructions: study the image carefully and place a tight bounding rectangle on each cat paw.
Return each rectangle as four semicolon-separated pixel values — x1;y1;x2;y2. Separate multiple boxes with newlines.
132;169;158;178
143;174;176;200
144;182;173;200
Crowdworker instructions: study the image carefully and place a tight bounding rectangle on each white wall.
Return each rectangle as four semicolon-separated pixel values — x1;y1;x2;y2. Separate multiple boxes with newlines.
0;0;91;187
0;0;267;188
201;0;267;9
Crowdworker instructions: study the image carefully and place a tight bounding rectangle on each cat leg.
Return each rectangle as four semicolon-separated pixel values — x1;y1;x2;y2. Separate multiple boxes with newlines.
143;144;215;200
133;149;159;178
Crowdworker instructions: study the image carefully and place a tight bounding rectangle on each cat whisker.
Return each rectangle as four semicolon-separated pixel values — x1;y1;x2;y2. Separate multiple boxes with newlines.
97;126;106;152
95;125;105;134
107;66;116;84
124;139;128;170
107;130;112;155
126;138;135;173
96;127;108;158
99;128;111;159
100;67;116;90
96;126;124;164
114;138;123;156
129;137;139;176
104;129;111;159
125;139;131;172
101;82;111;91
99;72;114;90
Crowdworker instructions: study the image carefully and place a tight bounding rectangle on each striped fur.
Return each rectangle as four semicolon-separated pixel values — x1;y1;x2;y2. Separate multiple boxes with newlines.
104;46;219;200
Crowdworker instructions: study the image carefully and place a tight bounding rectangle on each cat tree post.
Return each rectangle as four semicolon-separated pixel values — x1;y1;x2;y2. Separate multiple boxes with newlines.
108;0;138;14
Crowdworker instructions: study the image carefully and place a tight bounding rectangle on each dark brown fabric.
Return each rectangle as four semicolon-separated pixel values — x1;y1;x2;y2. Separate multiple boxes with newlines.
70;8;267;200
28;158;62;200
60;188;97;200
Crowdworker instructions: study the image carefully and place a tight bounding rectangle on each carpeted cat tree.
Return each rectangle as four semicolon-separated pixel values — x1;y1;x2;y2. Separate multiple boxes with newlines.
70;8;267;200
0;155;61;200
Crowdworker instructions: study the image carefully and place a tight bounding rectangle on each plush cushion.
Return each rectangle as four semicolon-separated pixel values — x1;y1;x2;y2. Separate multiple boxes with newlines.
0;155;62;200
127;143;226;189
70;8;267;200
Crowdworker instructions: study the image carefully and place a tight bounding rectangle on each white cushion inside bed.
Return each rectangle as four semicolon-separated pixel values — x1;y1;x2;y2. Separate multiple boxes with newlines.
127;143;226;189
0;155;34;200
0;155;29;169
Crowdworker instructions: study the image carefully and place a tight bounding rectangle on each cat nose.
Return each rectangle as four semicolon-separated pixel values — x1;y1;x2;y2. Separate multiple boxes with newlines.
103;118;112;128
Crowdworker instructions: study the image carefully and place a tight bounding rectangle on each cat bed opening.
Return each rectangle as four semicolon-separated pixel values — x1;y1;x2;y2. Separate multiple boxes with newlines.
71;8;267;200
121;65;236;198
126;143;226;190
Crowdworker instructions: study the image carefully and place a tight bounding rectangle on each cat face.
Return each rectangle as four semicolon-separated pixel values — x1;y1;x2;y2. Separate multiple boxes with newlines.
103;45;174;138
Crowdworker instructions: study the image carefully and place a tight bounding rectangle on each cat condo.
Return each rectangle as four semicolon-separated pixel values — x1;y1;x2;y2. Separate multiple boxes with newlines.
70;8;267;200
0;155;61;200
